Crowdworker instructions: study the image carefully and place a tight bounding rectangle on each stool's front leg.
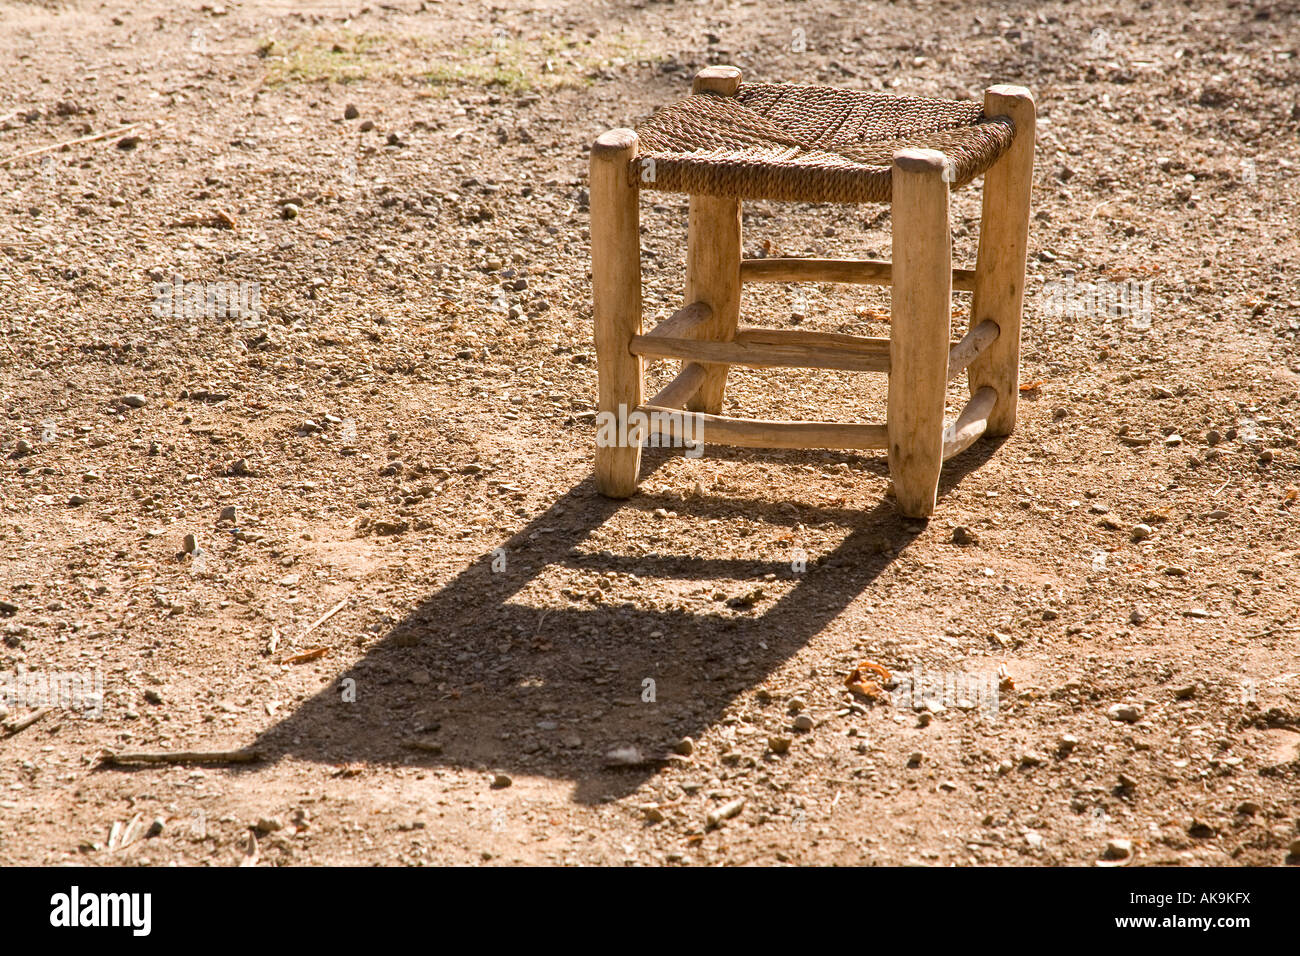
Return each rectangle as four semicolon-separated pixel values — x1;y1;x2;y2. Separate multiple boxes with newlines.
888;148;952;519
591;128;644;498
969;85;1035;436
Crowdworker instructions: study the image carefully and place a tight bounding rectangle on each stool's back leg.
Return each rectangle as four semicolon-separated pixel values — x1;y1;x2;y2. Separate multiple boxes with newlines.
968;85;1035;436
888;149;952;519
685;195;741;414
591;128;644;498
685;66;743;416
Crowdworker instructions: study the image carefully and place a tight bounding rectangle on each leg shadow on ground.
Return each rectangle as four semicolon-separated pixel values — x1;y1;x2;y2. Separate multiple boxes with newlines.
244;442;1000;804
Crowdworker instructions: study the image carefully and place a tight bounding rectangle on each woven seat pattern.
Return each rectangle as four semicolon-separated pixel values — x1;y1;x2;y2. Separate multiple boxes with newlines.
634;83;1016;203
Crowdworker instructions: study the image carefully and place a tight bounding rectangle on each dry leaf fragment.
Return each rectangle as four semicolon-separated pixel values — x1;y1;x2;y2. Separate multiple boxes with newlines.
845;660;891;685
845;660;891;699
998;663;1015;693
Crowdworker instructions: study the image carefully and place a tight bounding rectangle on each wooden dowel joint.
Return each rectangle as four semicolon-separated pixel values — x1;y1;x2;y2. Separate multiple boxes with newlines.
942;386;999;460
947;320;1000;381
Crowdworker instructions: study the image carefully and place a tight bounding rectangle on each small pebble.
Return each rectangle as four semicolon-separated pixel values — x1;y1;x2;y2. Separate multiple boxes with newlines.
951;526;978;546
705;798;744;829
1102;838;1132;860
1107;703;1144;723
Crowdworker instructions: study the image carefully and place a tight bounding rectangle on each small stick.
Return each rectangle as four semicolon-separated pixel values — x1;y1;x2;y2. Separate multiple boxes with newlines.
3;707;52;735
299;598;347;642
0;122;142;167
100;749;263;766
267;624;280;656
1242;623;1299;640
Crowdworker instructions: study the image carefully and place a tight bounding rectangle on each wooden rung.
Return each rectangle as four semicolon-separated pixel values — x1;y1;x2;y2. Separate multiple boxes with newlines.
639;404;889;451
947;320;1000;382
630;325;891;373
942;386;998;460
740;257;978;292
643;301;712;340
647;362;708;409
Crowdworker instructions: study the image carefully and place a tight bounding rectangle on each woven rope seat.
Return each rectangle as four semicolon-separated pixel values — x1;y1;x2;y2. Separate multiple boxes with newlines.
634;83;1017;204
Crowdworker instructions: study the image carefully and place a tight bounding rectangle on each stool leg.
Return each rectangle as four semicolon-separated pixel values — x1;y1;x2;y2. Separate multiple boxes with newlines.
888;148;952;519
685;196;741;414
590;128;644;498
685;65;743;416
968;85;1035;436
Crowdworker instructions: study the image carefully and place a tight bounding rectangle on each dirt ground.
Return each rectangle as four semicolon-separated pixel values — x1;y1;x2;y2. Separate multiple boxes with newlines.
1;0;1298;867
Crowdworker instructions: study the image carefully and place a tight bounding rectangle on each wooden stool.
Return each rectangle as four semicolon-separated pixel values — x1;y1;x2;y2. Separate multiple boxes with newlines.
590;66;1034;518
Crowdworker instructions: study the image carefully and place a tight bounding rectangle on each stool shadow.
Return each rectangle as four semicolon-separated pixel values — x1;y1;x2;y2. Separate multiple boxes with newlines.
243;444;998;804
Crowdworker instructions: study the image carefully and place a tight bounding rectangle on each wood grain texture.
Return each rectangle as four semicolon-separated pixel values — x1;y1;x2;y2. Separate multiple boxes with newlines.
943;386;998;460
590;127;644;497
640;405;888;451
947;319;1000;381
647;362;708;409
685;66;743;414
631;325;891;372
740;256;977;292
968;86;1035;435
887;148;952;518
